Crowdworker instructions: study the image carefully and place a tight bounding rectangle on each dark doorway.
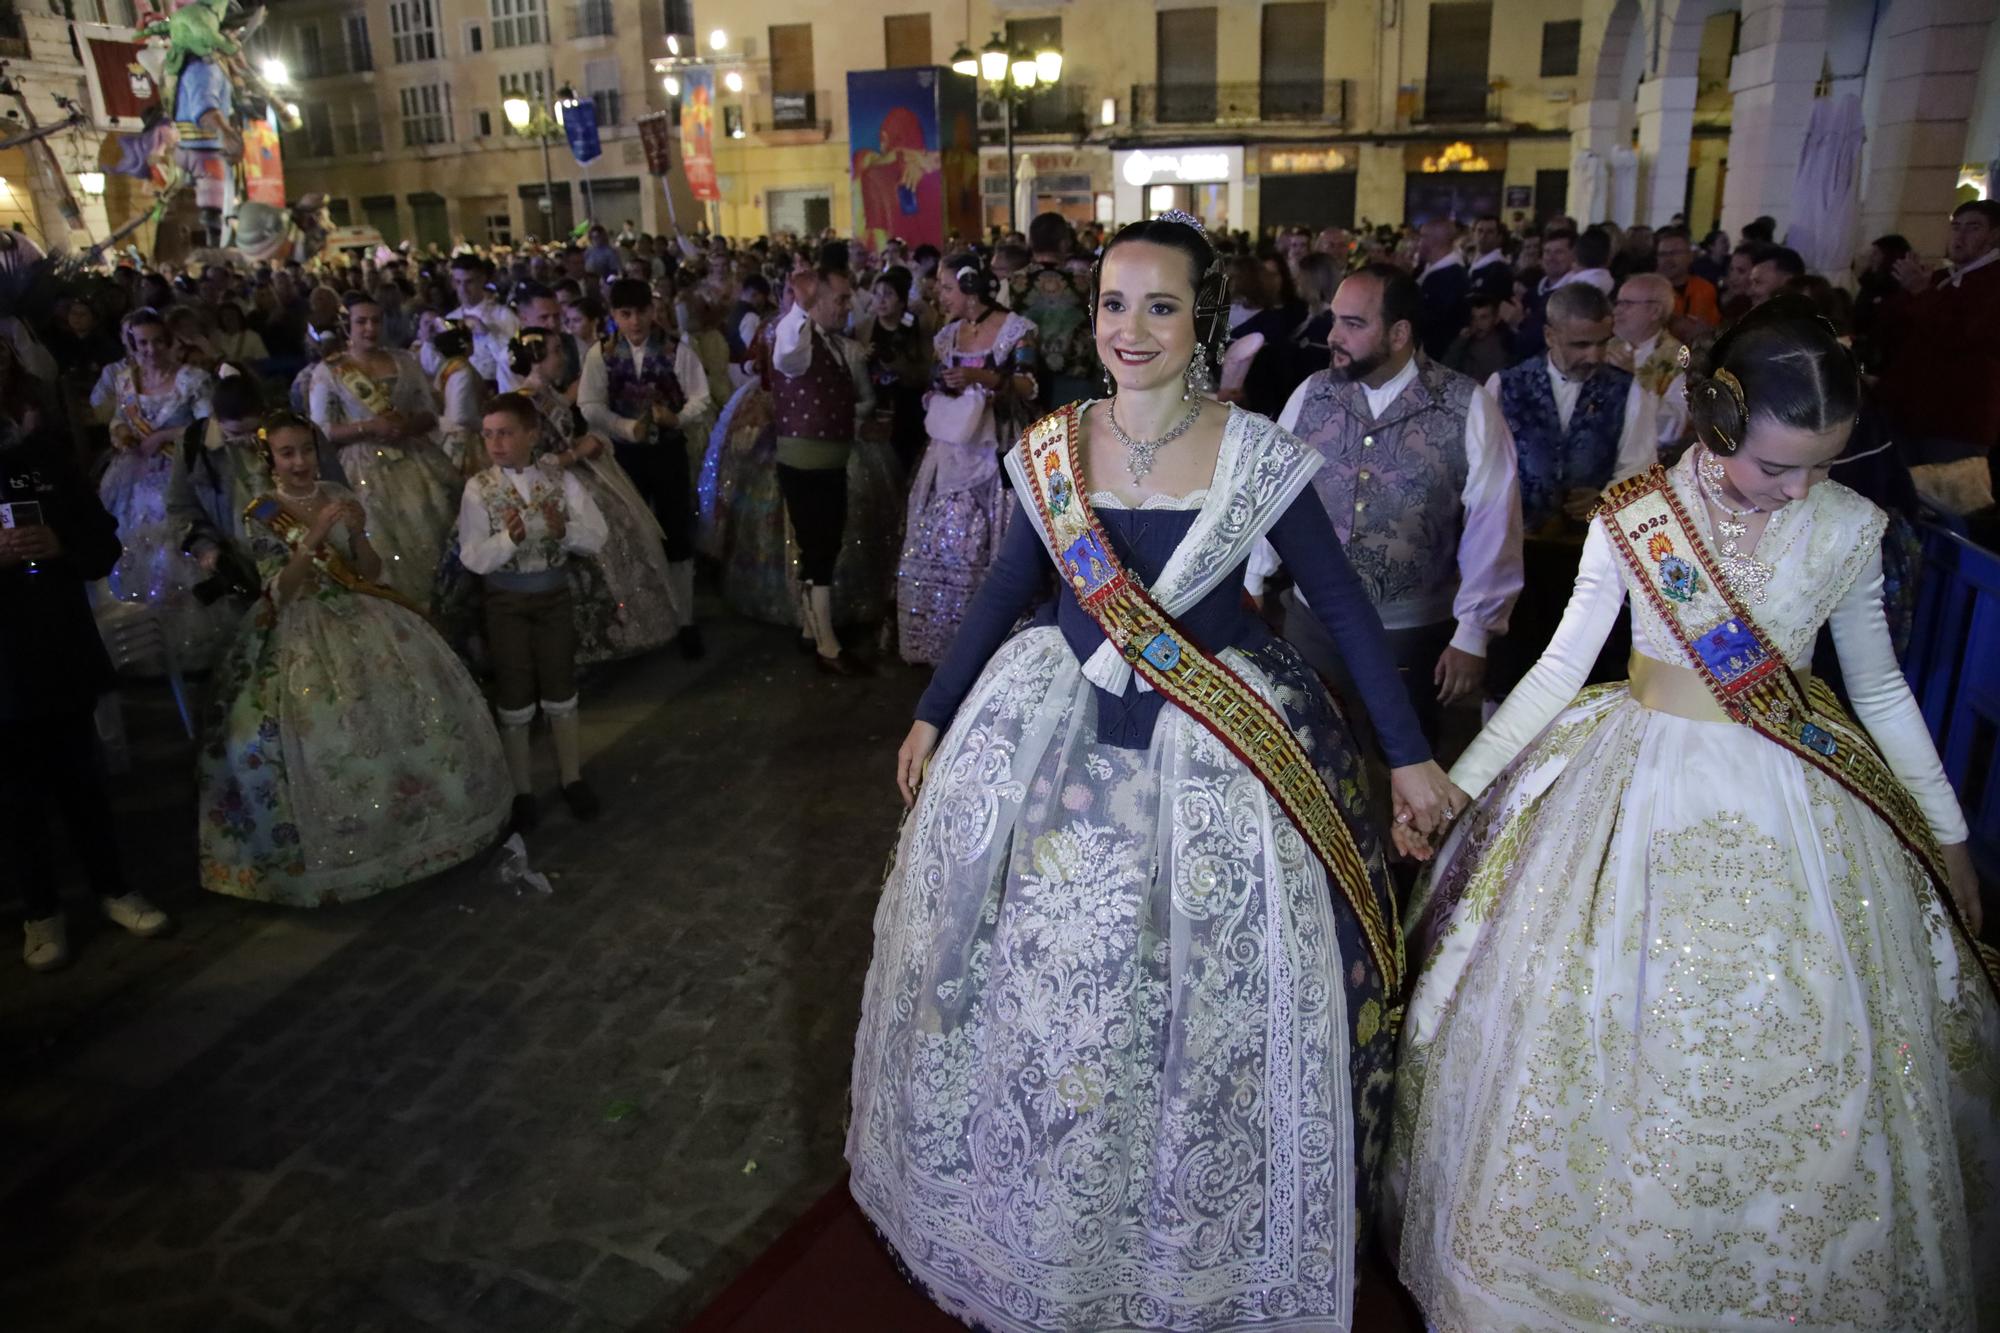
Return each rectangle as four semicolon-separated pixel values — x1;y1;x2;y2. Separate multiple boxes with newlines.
1260;173;1357;232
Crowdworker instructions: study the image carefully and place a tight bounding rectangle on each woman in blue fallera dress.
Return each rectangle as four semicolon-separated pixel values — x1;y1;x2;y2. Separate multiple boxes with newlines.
847;215;1459;1332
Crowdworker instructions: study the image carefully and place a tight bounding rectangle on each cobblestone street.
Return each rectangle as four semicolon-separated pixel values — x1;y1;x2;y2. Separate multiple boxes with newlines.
0;612;926;1332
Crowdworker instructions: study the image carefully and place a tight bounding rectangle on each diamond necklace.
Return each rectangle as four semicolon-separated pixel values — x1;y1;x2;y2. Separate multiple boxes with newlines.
1694;447;1773;603
1104;396;1203;483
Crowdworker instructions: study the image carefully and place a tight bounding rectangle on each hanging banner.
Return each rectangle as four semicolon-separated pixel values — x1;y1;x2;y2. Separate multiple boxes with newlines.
679;68;719;202
241;113;286;207
563;98;602;165
75;23;162;131
636;111;675;175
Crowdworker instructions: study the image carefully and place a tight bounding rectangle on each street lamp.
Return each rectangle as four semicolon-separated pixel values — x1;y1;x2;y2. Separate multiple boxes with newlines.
260;57;289;87
962;32;1063;229
77;171;105;196
504;93;556;225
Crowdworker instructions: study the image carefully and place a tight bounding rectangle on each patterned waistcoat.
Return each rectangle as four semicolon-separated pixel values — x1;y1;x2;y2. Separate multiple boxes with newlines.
602;333;686;420
1290;358;1475;624
1496;356;1631;531
470;467;570;571
771;323;857;442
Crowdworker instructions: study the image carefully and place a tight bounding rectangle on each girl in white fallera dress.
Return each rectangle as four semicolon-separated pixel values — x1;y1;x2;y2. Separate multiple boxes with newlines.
90;307;238;667
852;216;1461;1332
1390;299;2000;1332
308;296;462;606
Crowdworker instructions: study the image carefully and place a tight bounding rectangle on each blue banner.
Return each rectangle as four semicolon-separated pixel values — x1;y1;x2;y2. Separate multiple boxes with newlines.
564;98;602;165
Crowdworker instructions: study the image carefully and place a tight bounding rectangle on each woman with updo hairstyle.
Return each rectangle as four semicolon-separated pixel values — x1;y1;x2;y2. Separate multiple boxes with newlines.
851;212;1456;1327
307;291;461;605
1392;295;1999;1329
197;409;510;908
510;326;681;663
429;316;488;476
89;305;237;667
894;251;1039;664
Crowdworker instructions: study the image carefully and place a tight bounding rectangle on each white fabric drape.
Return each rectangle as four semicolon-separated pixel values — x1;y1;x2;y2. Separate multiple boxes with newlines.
1786;93;1865;276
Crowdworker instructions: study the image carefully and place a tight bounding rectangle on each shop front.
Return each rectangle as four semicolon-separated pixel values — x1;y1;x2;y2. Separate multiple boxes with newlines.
1256;145;1357;234
979;147;1110;234
1111;145;1243;234
1401;140;1507;225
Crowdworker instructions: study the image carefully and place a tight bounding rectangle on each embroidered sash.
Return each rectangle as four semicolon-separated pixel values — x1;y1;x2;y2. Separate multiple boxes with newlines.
245;494;424;616
329;354;395;419
113;364;163;449
1600;466;2000;1000
1018;404;1403;995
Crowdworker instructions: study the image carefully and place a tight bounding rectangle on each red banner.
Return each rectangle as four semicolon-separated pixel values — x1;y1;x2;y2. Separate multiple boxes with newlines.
636;111;675;176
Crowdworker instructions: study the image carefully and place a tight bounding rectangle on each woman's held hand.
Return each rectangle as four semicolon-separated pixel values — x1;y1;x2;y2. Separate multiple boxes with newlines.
897;720;941;809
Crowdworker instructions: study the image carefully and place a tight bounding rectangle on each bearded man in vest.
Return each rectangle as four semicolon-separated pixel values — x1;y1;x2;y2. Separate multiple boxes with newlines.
1249;262;1523;755
1485;280;1658;693
770;265;874;676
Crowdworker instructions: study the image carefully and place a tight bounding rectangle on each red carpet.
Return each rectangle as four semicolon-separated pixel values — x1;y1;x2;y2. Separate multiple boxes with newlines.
680;1175;1424;1332
679;1174;963;1332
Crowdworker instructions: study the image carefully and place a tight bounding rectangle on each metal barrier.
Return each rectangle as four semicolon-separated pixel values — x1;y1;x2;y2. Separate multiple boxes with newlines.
1905;524;2000;881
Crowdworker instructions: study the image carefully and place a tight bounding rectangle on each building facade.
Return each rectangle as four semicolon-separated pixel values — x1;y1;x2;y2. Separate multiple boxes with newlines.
262;0;695;248
93;0;2000;260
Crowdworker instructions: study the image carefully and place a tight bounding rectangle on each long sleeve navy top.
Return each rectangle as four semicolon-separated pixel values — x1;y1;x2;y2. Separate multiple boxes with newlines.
914;486;1432;767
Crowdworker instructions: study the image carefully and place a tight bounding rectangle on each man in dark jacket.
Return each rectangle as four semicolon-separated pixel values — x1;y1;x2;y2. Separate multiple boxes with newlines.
1;426;173;971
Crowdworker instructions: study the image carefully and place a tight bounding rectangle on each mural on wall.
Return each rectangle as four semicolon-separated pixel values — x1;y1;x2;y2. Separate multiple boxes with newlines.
847;67;977;251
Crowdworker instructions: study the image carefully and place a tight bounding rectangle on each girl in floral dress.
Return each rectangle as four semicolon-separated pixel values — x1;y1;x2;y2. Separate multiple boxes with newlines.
90;307;238;667
308;295;462;605
198;413;511;906
895;258;1038;664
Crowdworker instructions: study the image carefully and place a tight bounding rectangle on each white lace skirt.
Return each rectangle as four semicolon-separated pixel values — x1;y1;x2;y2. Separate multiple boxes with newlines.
849;626;1399;1333
1391;685;2000;1332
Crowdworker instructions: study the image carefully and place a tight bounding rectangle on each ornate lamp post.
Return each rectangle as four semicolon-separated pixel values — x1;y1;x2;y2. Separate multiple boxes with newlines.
503;90;559;234
961;32;1062;231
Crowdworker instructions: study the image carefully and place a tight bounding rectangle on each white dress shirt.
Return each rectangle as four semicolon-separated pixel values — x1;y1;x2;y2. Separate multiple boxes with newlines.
454;465;608;575
1251;358;1524;657
1484;362;1657;490
576;336;713;445
1557;267;1616;295
1418;251;1466;283
1942;247;1998;289
422;299;519;382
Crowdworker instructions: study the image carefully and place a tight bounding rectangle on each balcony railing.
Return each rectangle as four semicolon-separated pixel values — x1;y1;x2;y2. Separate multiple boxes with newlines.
1130;81;1350;129
1412;77;1500;125
1009;84;1089;137
295;43;374;78
287;119;382;161
567;0;615;40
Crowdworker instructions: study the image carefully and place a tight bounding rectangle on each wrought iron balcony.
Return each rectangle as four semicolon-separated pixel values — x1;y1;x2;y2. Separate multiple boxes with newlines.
1411;78;1500;125
295;43;373;78
1129;81;1350;129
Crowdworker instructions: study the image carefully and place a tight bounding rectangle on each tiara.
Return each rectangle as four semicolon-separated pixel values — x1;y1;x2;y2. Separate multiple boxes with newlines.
1155;209;1209;241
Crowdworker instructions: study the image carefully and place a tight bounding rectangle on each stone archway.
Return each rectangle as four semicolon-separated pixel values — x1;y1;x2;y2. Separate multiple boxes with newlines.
1636;0;1740;225
1570;0;1649;223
